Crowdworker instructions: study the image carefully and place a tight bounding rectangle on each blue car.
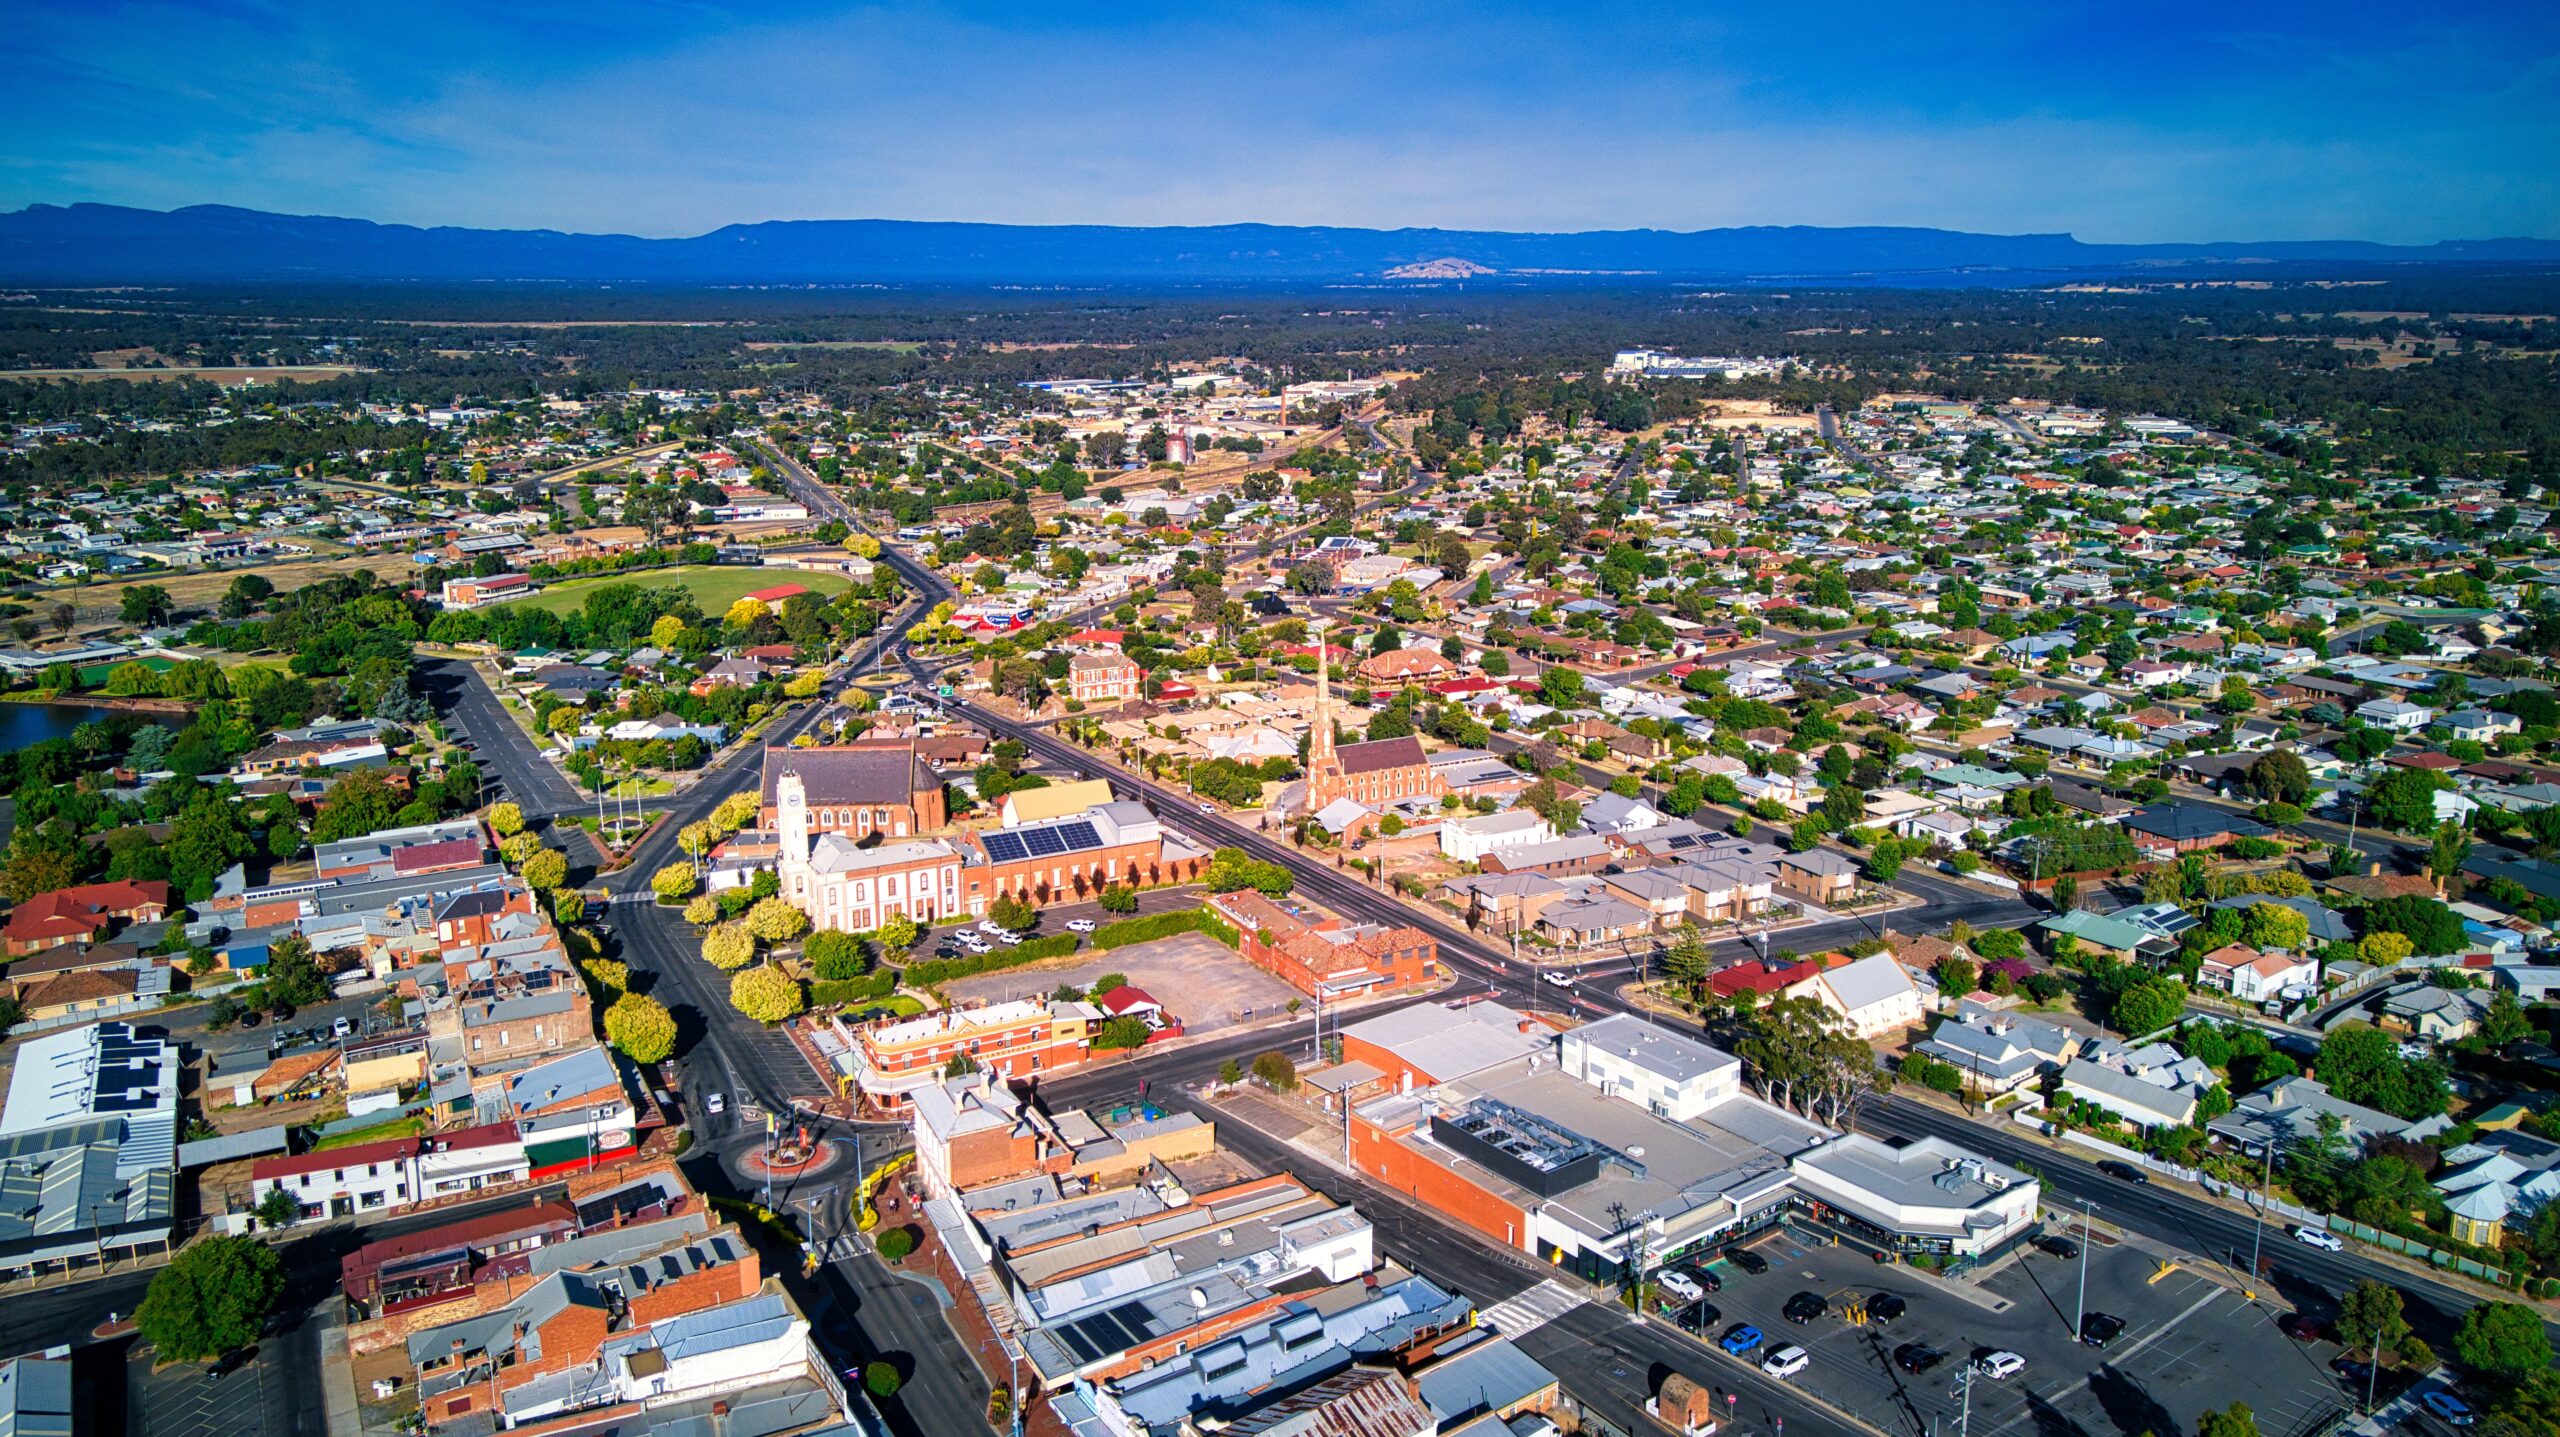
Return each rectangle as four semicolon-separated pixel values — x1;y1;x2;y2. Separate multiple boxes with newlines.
1720;1324;1764;1356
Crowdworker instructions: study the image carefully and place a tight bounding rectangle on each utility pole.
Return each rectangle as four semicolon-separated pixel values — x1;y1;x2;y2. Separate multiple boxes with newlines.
2245;1136;2278;1295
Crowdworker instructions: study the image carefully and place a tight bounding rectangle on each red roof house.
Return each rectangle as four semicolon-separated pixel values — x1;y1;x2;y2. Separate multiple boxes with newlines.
4;879;171;957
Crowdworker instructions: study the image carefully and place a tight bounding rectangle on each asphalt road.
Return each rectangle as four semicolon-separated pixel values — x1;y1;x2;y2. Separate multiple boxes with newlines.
417;656;587;816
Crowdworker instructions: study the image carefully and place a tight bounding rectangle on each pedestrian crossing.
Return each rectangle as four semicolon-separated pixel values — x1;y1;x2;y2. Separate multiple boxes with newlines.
1476;1279;1587;1338
813;1235;868;1263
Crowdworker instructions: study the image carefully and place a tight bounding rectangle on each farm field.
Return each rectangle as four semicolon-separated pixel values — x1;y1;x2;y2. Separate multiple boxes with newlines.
495;564;853;616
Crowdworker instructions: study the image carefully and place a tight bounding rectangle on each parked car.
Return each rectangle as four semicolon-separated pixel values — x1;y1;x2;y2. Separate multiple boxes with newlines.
331;1016;353;1040
2080;1312;2126;1348
1866;1293;1907;1324
207;1347;257;1380
1976;1352;2027;1381
1676;1302;1722;1335
1684;1265;1722;1293
2033;1234;2081;1259
2279;1313;2328;1342
1066;919;1097;933
2096;1160;2149;1184
1783;1291;1828;1325
705;1092;726;1115
1720;1325;1764;1357
2293;1226;2345;1252
236;1011;261;1029
2423;1392;2477;1427
1895;1344;1948;1375
1722;1246;1770;1275
1657;1269;1705;1305
1761;1346;1811;1379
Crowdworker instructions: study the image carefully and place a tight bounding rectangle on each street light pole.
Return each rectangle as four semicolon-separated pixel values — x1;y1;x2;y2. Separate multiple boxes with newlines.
2246;1137;2276;1293
2074;1198;2094;1339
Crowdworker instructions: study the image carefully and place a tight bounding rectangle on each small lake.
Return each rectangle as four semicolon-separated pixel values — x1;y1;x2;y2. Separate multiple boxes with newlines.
0;702;185;753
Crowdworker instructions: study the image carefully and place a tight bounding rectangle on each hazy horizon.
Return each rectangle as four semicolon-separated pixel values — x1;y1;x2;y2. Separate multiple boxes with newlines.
4;2;2555;247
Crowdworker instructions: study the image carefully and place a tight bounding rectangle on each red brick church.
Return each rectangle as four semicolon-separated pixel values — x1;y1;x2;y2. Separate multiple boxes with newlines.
1303;624;1446;812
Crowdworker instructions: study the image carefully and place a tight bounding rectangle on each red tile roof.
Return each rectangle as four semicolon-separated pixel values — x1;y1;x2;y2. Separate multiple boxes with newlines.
3;879;170;946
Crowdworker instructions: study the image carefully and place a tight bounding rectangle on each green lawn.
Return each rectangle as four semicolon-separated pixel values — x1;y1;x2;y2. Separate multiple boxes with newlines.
499;565;854;617
313;1114;426;1151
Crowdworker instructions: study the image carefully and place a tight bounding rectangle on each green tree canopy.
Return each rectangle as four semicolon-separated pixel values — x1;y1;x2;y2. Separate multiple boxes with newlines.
136;1234;285;1361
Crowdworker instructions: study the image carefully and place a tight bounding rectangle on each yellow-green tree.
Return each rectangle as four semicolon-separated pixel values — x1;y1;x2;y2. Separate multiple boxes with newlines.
487;802;525;837
522;848;568;890
844;534;882;558
726;596;772;628
679;821;720;865
604;991;677;1063
747;896;810;943
651;863;700;902
2357;930;2413;965
500;831;543;865
682;895;720;925
713;791;760;831
546;707;586;736
784;671;824;699
730;965;805;1024
649;614;690;649
702;922;756;970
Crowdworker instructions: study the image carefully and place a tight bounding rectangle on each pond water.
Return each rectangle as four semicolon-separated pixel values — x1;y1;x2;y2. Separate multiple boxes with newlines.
0;702;184;753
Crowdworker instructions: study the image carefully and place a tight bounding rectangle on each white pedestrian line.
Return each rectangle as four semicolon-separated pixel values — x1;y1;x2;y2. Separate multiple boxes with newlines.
1977;1284;2228;1437
1477;1279;1588;1338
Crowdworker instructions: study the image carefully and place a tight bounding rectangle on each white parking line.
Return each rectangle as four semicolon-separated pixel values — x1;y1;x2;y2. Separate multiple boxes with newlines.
1976;1286;2228;1437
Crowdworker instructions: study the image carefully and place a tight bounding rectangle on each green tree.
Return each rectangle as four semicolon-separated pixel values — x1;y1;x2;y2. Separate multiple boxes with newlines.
1098;885;1139;914
120;584;174;627
2110;978;2186;1037
877;912;921;955
746;896;810;942
990;894;1039;930
1539;666;1585;707
2198;1403;2260;1437
2428;821;2473;887
2453;1302;2553;1383
262;932;334;1008
702;922;756;970
253;1185;302;1230
2338;1281;2410;1362
2364;768;2449;833
1252;1050;1299;1091
135;1235;285;1361
487;802;525;836
730;964;805;1024
864;1362;901;1399
2051;874;2079;913
652;863;700;902
521;848;568;890
604;992;677;1064
2242;902;2310;951
1936;958;1979;999
2363;895;2465;955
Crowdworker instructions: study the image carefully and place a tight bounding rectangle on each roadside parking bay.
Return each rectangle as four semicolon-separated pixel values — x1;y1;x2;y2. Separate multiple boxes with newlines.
1664;1230;2355;1437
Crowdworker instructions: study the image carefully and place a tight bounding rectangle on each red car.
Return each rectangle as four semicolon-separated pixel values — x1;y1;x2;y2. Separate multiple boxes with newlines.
2280;1313;2328;1342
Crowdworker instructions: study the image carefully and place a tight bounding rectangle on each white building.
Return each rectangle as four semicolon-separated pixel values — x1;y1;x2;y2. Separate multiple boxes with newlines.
1789;1135;2039;1257
775;769;965;931
1558;1013;1741;1122
1439;809;1558;863
1805;954;1926;1038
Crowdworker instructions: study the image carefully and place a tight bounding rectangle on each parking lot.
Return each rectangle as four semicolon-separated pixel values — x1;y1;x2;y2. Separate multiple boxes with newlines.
133;1343;307;1437
1655;1227;2358;1437
939;932;1305;1035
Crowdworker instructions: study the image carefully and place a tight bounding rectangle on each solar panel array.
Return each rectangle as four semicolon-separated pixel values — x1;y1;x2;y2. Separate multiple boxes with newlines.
982;819;1106;865
1052;1299;1161;1363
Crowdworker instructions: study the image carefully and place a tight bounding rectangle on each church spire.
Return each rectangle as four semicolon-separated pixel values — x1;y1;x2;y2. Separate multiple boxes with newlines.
1309;616;1336;766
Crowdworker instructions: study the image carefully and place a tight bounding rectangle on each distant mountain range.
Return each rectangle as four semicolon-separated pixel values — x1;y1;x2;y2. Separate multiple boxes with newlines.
3;203;2556;286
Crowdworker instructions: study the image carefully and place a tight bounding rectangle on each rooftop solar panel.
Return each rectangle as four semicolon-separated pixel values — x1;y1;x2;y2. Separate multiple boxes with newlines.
1024;827;1064;857
982;831;1027;863
1057;821;1101;852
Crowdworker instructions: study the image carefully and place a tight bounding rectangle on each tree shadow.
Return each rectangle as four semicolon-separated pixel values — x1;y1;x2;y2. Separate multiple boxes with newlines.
2087;1361;2177;1437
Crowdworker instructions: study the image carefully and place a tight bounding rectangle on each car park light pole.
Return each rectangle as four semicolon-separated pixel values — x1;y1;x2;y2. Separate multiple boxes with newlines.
2074;1198;2096;1339
2244;1136;2278;1298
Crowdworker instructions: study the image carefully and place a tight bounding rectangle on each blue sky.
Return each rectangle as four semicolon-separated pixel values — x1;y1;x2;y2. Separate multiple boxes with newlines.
3;1;2554;242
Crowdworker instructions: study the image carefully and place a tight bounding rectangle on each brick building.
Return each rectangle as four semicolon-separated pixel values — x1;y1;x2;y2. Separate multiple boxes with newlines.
1208;890;1440;1001
963;800;1209;910
775;769;966;931
1067;651;1143;704
2;879;169;956
848;998;1102;1109
1300;633;1445;813
755;741;948;837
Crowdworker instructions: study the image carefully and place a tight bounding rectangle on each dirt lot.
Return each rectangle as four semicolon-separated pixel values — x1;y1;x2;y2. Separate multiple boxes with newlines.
940;932;1303;1034
38;552;420;631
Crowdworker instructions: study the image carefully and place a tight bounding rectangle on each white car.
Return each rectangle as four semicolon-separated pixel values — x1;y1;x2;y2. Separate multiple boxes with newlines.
1066;919;1097;933
2423;1392;2477;1427
1761;1346;1810;1379
1976;1351;2026;1381
1198;802;1217;814
1656;1269;1704;1304
332;1016;353;1040
2292;1226;2345;1252
705;1093;726;1115
1542;971;1575;989
977;920;1008;935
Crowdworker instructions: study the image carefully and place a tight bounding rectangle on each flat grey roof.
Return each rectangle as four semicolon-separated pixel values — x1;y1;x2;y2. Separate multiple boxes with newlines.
1564;1014;1740;1085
